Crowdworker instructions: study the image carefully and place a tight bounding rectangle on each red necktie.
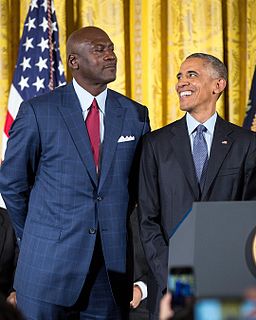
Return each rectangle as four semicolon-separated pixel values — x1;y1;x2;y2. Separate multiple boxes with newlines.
86;98;100;170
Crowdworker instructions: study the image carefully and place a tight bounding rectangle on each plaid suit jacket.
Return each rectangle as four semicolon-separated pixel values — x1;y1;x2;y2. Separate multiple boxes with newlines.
0;83;150;306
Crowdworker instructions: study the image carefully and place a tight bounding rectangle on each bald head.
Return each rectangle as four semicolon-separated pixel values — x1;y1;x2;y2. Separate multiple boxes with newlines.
67;27;111;57
66;26;117;96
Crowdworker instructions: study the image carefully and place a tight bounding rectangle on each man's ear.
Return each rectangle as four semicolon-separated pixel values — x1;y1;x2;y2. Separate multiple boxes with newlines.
68;54;79;70
213;78;226;95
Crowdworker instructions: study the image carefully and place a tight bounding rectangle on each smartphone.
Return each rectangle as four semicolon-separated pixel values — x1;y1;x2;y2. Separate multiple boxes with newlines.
168;266;195;311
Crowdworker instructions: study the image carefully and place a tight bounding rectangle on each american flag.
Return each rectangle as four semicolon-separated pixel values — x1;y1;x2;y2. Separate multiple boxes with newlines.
2;0;66;160
243;66;256;132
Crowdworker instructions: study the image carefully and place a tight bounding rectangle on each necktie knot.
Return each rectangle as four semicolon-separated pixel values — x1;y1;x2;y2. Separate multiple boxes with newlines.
91;98;98;110
196;124;207;135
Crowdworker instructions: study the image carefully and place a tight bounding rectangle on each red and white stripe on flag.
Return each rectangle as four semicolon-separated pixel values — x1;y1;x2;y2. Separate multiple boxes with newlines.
2;85;22;160
0;0;66;208
1;0;66;160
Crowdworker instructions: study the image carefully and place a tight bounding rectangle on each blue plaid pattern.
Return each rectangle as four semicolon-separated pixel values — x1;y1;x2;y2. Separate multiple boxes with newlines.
0;84;150;312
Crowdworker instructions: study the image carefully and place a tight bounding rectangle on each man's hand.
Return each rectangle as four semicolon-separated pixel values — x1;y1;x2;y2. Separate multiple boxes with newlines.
6;291;17;307
130;285;142;309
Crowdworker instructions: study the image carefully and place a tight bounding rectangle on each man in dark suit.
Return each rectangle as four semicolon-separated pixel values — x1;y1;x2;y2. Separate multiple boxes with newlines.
138;53;256;319
0;26;150;319
0;207;18;302
129;208;149;320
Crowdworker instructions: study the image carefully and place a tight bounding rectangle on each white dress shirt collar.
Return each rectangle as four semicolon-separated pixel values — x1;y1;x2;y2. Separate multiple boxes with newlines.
72;78;107;114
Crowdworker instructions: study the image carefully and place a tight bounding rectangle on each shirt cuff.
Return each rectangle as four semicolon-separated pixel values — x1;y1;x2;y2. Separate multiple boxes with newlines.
134;281;147;300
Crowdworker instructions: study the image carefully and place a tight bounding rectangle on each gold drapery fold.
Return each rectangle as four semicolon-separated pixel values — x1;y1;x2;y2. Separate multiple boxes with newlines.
225;0;256;124
167;0;225;122
1;0;256;152
0;0;11;146
130;0;165;128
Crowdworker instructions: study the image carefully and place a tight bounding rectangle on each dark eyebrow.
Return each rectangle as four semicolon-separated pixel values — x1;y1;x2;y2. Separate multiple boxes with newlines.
176;70;199;79
187;70;199;75
91;41;114;47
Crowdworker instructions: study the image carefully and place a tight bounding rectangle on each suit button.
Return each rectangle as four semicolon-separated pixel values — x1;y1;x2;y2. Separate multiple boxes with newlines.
89;228;96;234
97;196;102;201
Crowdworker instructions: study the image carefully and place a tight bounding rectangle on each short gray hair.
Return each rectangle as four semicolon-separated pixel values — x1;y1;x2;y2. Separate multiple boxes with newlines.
186;53;228;81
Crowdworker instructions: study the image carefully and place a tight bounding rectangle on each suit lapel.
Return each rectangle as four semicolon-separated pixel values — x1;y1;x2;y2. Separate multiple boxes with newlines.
202;116;234;198
170;117;199;199
57;83;97;186
98;90;126;191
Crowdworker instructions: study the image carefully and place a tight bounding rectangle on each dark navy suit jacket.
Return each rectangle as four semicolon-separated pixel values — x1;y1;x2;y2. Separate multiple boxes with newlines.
0;83;150;307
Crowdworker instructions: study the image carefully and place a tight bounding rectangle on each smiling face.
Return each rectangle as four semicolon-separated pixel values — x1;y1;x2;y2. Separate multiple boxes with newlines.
67;27;117;95
175;57;226;121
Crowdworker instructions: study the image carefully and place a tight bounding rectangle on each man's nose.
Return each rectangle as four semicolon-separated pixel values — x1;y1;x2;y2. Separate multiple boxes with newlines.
104;50;116;60
177;77;190;88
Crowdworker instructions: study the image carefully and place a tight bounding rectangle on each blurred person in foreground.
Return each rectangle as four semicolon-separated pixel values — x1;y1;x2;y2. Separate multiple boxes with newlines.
159;293;173;320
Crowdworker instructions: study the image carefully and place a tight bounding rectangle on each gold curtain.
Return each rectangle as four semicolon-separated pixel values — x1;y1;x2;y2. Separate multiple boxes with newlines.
1;0;256;153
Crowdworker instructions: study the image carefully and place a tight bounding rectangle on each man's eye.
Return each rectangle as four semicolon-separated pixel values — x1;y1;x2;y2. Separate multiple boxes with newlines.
189;73;197;77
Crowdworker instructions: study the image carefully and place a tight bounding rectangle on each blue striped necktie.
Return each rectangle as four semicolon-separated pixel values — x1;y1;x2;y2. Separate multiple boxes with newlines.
193;124;208;188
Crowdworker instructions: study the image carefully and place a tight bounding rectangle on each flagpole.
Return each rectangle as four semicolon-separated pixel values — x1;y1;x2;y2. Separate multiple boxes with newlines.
47;0;54;91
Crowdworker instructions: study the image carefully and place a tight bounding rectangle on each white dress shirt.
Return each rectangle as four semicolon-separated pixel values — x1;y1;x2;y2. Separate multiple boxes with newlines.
134;280;148;300
73;78;107;143
0;194;6;209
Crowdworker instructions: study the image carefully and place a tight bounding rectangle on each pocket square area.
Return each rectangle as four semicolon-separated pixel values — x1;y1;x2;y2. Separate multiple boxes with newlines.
117;135;135;143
